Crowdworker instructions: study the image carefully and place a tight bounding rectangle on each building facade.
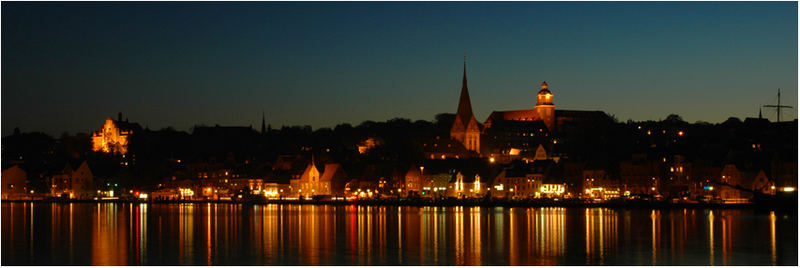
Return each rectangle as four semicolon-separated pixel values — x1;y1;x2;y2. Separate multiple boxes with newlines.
2;165;27;200
91;113;139;155
50;161;94;199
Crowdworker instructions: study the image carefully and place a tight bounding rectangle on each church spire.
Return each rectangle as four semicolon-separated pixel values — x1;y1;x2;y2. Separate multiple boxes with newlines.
261;111;266;134
456;54;475;127
462;53;468;92
450;54;481;153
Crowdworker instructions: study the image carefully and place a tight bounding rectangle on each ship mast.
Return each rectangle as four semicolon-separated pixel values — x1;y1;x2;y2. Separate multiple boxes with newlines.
763;88;792;122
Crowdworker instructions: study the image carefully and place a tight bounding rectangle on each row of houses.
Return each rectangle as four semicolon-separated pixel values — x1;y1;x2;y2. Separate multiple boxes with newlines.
2;161;94;200
3;152;793;204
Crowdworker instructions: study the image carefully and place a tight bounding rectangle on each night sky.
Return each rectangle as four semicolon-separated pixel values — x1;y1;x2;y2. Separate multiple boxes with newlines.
2;2;797;137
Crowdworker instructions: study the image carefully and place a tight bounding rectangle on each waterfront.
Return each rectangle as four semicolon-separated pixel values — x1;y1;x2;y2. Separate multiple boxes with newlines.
1;202;796;265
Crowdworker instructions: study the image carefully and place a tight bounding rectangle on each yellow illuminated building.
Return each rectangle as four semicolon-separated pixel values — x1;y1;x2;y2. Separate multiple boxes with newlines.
91;114;136;155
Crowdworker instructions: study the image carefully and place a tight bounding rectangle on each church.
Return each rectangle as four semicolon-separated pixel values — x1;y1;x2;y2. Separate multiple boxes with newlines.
450;60;613;159
449;62;482;153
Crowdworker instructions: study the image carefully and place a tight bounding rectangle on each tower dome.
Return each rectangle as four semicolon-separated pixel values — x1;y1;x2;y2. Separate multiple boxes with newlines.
536;81;553;105
538;81;551;94
535;81;556;131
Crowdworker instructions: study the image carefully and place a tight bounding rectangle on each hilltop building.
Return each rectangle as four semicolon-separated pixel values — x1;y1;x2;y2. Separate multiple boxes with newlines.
91;113;140;155
448;61;614;158
484;81;556;131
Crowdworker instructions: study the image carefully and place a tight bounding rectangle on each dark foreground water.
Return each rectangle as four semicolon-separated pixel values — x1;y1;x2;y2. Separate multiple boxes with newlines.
1;202;796;265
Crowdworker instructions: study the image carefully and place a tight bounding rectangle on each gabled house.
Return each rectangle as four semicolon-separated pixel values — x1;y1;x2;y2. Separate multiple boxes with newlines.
48;161;94;200
2;165;27;200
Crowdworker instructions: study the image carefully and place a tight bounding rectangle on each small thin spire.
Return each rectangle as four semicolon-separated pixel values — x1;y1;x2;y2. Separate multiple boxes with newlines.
261;110;266;134
462;53;468;89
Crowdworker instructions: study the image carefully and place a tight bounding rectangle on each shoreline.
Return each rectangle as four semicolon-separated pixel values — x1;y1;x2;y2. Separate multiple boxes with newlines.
2;198;795;211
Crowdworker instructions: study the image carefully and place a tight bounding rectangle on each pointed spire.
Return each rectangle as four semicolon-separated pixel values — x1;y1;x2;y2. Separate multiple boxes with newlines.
456;54;475;128
261;111;266;134
463;53;468;90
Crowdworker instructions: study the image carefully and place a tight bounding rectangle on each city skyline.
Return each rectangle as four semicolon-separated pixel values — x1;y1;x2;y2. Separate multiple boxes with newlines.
3;2;797;137
1;2;797;266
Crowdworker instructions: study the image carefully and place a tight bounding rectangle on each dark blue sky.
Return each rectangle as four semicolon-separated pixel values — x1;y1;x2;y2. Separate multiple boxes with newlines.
3;2;797;136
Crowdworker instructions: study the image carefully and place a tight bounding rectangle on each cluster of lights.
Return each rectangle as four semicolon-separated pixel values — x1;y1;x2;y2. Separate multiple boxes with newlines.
180;188;194;197
540;184;565;194
263;189;279;197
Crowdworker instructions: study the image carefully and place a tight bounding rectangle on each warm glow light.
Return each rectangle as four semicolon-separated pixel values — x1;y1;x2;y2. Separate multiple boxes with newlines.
540;184;564;194
782;187;795;192
91;118;131;154
489;157;495;163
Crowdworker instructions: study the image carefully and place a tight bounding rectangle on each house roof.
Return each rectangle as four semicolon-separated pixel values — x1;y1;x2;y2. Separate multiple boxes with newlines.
486;109;540;123
320;164;348;182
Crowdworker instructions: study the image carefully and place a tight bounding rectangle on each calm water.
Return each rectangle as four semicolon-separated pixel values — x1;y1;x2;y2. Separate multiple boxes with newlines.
1;202;796;265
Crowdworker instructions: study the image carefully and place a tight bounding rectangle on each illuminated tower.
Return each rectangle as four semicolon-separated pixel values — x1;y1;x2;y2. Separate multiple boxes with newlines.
450;59;481;153
535;81;555;131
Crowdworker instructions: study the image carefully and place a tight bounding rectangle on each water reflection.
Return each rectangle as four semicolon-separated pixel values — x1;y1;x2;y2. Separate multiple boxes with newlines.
585;208;617;265
1;203;796;265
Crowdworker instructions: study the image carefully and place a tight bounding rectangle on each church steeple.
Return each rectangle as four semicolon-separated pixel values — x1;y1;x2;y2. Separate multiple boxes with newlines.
261;111;266;134
456;57;475;128
450;55;481;154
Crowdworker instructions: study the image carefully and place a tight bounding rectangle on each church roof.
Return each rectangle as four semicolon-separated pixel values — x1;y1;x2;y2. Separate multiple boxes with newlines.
320;163;347;182
485;109;540;123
